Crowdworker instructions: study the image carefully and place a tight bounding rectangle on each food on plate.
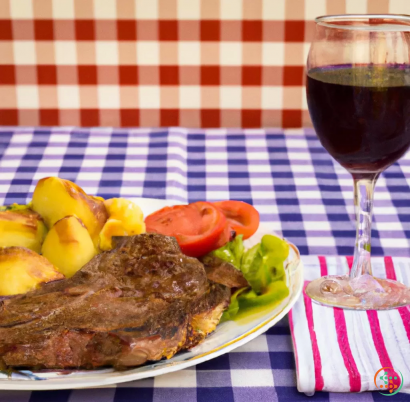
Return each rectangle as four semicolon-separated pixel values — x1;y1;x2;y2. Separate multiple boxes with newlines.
0;233;239;370
228;281;289;315
0;247;63;296
145;201;229;257
145;199;289;320
31;177;108;245
0;181;291;371
41;216;97;278
0;206;47;253
0;204;30;212
99;198;145;251
200;254;249;289
184;282;230;350
204;234;290;321
241;234;289;293
0;178;149;291
212;231;245;267
0;174;284;370
213;200;259;240
145;200;260;257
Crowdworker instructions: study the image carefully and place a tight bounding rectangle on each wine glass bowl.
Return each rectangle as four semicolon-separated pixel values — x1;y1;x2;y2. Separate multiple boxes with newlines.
305;15;410;310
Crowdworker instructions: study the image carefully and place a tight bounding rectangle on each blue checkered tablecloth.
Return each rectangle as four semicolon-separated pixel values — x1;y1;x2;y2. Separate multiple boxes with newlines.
1;127;410;402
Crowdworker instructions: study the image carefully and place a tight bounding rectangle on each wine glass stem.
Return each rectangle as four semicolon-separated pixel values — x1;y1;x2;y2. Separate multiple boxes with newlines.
350;173;379;279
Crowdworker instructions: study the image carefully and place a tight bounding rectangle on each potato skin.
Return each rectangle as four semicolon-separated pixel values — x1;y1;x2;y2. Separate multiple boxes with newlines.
31;177;108;245
41;216;97;278
0;208;47;253
0;247;64;296
99;198;146;251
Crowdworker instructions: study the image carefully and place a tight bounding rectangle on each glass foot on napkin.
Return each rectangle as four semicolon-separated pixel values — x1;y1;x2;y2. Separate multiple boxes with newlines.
305;274;410;310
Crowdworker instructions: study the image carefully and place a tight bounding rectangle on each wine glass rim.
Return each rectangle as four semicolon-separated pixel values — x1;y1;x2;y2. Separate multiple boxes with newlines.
315;14;410;31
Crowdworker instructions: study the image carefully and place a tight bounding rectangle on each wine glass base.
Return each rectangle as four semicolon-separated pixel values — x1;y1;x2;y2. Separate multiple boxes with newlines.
305;274;410;310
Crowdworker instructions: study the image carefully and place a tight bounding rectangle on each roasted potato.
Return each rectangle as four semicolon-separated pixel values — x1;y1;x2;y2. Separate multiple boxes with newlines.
0;203;31;212
0;247;64;296
31;177;108;245
41;216;97;278
99;198;146;251
0;206;47;253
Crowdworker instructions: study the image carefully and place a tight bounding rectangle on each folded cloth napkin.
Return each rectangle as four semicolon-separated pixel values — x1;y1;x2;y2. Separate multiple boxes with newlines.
289;256;410;395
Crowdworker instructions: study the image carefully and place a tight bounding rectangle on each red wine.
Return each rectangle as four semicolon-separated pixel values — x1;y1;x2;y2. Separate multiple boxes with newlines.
307;66;410;174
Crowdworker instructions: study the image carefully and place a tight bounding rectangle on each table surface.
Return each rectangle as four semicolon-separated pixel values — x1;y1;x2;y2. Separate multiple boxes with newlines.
1;127;410;402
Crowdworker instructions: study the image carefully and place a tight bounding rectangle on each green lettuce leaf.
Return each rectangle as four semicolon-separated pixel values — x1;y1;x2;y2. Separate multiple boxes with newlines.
240;235;289;294
213;234;291;320
212;234;244;269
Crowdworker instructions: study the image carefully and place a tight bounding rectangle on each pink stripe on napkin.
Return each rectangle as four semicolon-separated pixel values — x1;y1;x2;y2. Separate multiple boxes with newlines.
290;256;410;394
288;309;299;378
318;257;361;392
303;282;325;391
345;258;394;369
366;310;393;368
318;256;328;276
333;309;362;392
319;257;361;392
385;257;410;345
384;256;397;281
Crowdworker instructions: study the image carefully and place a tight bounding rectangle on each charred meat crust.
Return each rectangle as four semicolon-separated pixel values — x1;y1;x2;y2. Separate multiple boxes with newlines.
0;233;230;370
184;283;230;350
200;254;249;289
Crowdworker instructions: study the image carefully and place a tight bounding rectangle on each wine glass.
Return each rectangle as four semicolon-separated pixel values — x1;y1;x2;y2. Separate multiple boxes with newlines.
305;15;410;310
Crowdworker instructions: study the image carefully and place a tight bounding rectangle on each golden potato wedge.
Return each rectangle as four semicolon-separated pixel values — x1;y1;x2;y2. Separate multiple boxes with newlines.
0;207;47;253
104;198;145;231
31;177;108;244
0;247;64;296
41;215;97;278
99;198;146;251
99;219;127;251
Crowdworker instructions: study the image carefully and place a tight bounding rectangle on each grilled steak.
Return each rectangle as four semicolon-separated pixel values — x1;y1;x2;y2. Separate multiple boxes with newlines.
184;282;230;350
0;234;231;370
200;254;249;289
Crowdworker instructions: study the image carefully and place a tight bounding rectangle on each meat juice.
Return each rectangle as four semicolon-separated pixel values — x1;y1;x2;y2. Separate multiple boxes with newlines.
306;65;410;174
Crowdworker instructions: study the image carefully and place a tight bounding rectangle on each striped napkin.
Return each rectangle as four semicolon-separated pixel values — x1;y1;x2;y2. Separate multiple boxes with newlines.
289;256;410;395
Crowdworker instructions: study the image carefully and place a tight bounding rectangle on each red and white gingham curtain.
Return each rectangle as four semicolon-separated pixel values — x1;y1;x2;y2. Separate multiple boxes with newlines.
0;0;408;128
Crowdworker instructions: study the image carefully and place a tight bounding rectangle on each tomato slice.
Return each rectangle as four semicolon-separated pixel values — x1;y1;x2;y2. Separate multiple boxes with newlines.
213;224;234;249
213;200;260;240
145;201;227;257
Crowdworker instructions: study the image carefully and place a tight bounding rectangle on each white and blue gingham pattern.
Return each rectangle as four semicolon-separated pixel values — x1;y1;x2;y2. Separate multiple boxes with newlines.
1;127;410;257
1;127;410;401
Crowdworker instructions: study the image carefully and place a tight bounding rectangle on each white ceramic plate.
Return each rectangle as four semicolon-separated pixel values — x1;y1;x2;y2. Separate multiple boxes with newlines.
0;198;303;390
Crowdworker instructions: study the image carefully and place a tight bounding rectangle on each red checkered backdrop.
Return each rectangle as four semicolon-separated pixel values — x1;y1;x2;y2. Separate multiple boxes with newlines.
0;0;409;128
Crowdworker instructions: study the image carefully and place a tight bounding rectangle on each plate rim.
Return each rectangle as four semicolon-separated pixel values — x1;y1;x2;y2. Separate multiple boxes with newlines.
0;199;304;391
